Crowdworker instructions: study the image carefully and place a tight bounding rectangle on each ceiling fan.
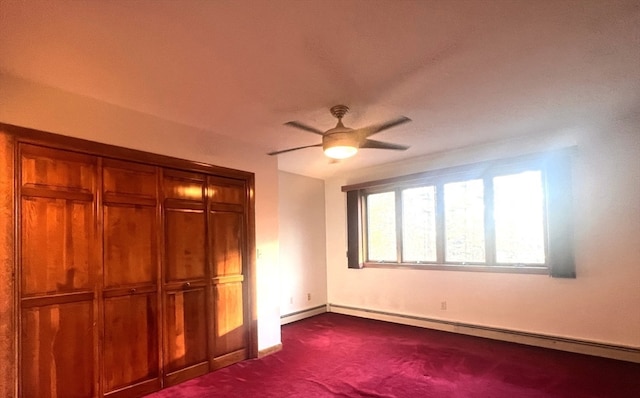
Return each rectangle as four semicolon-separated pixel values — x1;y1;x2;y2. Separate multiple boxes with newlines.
268;105;411;159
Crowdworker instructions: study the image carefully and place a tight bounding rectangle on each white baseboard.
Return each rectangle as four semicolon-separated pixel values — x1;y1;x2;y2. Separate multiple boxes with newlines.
280;305;327;325
328;303;640;363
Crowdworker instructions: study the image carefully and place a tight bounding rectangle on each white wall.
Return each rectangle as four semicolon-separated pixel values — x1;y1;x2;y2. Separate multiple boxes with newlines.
325;118;640;347
0;73;282;350
278;172;327;316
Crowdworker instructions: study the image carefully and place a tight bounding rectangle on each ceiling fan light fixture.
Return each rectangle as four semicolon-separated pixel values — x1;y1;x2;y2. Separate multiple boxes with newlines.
324;145;358;159
323;130;359;159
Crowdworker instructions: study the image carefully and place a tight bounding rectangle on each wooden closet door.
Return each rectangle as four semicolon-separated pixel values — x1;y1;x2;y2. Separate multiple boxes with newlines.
208;177;249;369
19;144;98;398
102;160;160;398
162;171;210;386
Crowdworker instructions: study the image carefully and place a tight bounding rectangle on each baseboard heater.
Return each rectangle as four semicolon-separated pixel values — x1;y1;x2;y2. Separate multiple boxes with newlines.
280;305;328;325
328;303;640;364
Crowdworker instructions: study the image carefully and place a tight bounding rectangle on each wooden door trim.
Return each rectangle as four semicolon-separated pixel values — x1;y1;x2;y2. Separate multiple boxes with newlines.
155;168;164;396
212;275;244;284
163;362;209;387
0;123;253;181
245;173;258;359
20;292;95;308
96;157;105;398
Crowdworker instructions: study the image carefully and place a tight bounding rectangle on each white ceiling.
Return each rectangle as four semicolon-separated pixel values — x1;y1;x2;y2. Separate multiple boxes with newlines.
1;0;639;179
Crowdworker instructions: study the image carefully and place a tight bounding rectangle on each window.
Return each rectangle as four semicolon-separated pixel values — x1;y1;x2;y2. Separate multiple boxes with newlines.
344;151;575;277
493;171;545;264
444;179;485;263
366;191;397;262
401;186;436;262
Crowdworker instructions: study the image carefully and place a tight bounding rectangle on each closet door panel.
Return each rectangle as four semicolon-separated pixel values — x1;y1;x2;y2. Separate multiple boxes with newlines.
163;176;203;202
207;177;244;205
102;160;160;397
162;171;210;386
210;209;247;367
104;204;156;287
21;300;94;398
103;160;157;202
19;144;98;398
211;212;243;277
20;144;95;194
212;281;246;358
21;197;93;296
165;288;208;372
165;209;206;282
103;293;159;393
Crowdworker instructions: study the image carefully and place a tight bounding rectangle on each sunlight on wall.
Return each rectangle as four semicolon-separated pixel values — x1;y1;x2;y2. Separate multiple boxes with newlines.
256;241;281;347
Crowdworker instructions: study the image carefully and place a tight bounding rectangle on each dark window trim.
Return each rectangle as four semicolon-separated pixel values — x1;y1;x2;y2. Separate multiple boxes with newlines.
364;262;549;275
343;149;576;277
346;190;362;269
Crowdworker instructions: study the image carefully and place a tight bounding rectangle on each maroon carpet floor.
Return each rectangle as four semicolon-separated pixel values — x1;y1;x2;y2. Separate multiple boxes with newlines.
146;313;640;397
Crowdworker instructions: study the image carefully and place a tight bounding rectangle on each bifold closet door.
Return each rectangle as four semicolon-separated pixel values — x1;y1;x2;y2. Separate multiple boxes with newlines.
208;177;249;369
162;171;210;386
19;144;99;398
102;160;161;398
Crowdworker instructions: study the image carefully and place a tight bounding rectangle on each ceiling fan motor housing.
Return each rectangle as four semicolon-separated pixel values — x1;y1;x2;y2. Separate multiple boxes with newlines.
322;128;359;150
322;126;360;159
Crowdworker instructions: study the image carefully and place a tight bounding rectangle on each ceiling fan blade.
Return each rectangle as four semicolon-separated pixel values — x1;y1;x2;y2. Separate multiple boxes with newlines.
268;143;322;156
359;116;412;138
361;139;409;151
284;121;325;135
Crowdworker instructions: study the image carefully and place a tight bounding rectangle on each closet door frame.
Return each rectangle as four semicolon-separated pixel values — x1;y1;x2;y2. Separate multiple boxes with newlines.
2;122;258;398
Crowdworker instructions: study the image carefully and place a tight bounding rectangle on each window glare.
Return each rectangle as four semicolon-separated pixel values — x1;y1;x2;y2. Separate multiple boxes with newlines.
366;192;397;261
444;180;485;263
402;186;437;262
494;171;546;264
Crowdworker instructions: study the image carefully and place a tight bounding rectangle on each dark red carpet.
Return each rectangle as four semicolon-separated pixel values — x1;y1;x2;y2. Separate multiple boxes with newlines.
146;313;640;397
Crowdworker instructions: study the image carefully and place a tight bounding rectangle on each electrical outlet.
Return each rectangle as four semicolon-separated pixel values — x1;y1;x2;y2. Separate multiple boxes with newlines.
307;293;311;301
441;301;447;310
289;296;293;305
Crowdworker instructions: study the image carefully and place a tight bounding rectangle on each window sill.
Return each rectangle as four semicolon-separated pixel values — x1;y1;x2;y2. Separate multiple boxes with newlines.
362;262;549;275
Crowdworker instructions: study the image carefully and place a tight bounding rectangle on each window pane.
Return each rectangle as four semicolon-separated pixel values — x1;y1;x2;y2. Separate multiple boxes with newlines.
402;186;437;262
366;192;397;261
494;171;545;264
444;180;485;262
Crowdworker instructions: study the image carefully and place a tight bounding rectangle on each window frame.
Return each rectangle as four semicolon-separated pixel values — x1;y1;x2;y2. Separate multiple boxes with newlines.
344;150;575;277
